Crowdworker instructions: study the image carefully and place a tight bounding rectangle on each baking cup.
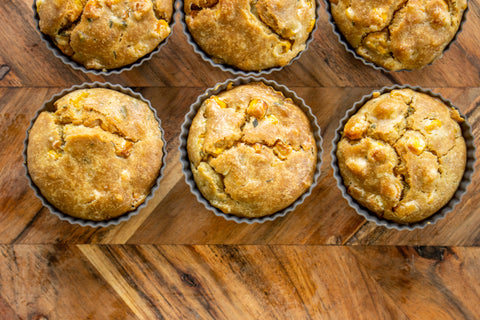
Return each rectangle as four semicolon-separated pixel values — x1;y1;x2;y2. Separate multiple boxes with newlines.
179;77;323;223
324;0;468;72
33;0;177;75
179;0;321;76
23;82;167;227
331;85;476;230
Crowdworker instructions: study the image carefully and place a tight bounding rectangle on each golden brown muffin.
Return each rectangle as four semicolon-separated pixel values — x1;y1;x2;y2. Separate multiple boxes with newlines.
184;0;316;71
336;89;466;224
329;0;467;70
187;83;317;218
36;0;173;70
27;88;164;221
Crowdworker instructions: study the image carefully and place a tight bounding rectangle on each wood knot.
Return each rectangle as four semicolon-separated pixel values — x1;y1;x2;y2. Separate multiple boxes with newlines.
414;246;447;261
181;273;198;287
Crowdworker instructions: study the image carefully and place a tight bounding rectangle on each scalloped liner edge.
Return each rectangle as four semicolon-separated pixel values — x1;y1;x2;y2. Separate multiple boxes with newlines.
178;0;321;76
23;82;168;228
33;0;178;75
323;0;469;72
179;76;323;224
330;84;476;230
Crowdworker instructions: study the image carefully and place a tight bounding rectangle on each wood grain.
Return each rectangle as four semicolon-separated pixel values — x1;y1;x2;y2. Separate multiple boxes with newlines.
0;245;479;320
1;0;480;317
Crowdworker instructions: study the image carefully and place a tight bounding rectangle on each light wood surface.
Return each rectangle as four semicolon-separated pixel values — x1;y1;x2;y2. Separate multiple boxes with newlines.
1;0;480;318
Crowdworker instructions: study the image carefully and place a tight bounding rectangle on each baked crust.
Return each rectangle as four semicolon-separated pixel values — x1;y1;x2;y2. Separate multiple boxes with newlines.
187;83;317;218
184;0;316;71
337;89;466;223
27;88;164;221
36;0;173;70
329;0;467;70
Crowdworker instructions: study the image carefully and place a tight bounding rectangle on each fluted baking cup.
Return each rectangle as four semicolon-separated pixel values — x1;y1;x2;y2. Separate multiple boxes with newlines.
23;82;167;227
331;85;476;230
324;0;468;72
179;0;321;76
179;77;323;223
33;0;177;75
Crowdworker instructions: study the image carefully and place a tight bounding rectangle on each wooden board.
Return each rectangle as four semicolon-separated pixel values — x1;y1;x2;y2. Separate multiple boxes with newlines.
0;0;479;318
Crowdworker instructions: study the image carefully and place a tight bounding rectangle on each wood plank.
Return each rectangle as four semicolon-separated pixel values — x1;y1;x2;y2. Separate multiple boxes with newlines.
0;245;137;319
1;245;479;319
1;0;479;89
1;87;479;245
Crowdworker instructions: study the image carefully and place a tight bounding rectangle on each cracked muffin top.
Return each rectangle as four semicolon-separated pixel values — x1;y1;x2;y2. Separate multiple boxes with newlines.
329;0;467;71
36;0;173;70
187;83;317;218
336;89;466;224
184;0;316;71
27;88;164;221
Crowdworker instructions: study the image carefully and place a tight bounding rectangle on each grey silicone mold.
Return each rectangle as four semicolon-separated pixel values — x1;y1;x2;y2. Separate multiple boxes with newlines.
324;0;469;72
179;76;323;224
179;0;321;76
23;82;168;227
331;85;476;230
33;0;177;75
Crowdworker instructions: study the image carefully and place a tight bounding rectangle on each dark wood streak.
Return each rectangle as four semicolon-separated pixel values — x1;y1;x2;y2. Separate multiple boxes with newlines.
0;65;10;81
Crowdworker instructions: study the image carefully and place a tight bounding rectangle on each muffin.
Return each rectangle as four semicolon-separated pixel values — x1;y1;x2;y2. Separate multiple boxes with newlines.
183;0;317;72
328;0;467;71
336;88;467;224
36;0;173;70
186;82;318;218
26;87;164;222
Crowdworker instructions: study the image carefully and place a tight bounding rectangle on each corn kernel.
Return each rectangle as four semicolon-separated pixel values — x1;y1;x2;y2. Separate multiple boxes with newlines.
344;119;368;140
407;136;426;155
425;119;442;133
345;157;368;177
213;147;224;156
48;150;62;160
273;141;291;160
345;7;355;20
266;114;279;124
307;19;315;33
211;96;227;109
253;143;262;153
247;98;268;119
69;91;89;108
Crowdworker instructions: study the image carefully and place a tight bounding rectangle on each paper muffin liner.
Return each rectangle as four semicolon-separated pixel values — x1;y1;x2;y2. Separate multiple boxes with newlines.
179;77;323;223
33;0;177;76
324;0;469;72
331;85;476;230
23;82;168;228
179;0;321;76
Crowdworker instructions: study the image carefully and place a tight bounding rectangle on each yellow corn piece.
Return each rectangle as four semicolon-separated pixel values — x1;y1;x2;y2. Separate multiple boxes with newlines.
345;7;355;20
425;119;442;133
212;96;227;109
247;98;268;119
266;114;278;124
48;150;62;160
407;136;426;155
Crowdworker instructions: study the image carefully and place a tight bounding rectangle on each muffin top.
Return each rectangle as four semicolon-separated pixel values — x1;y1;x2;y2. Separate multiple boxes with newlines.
187;83;317;218
36;0;173;70
329;0;467;71
184;0;316;71
27;88;164;221
336;89;466;224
